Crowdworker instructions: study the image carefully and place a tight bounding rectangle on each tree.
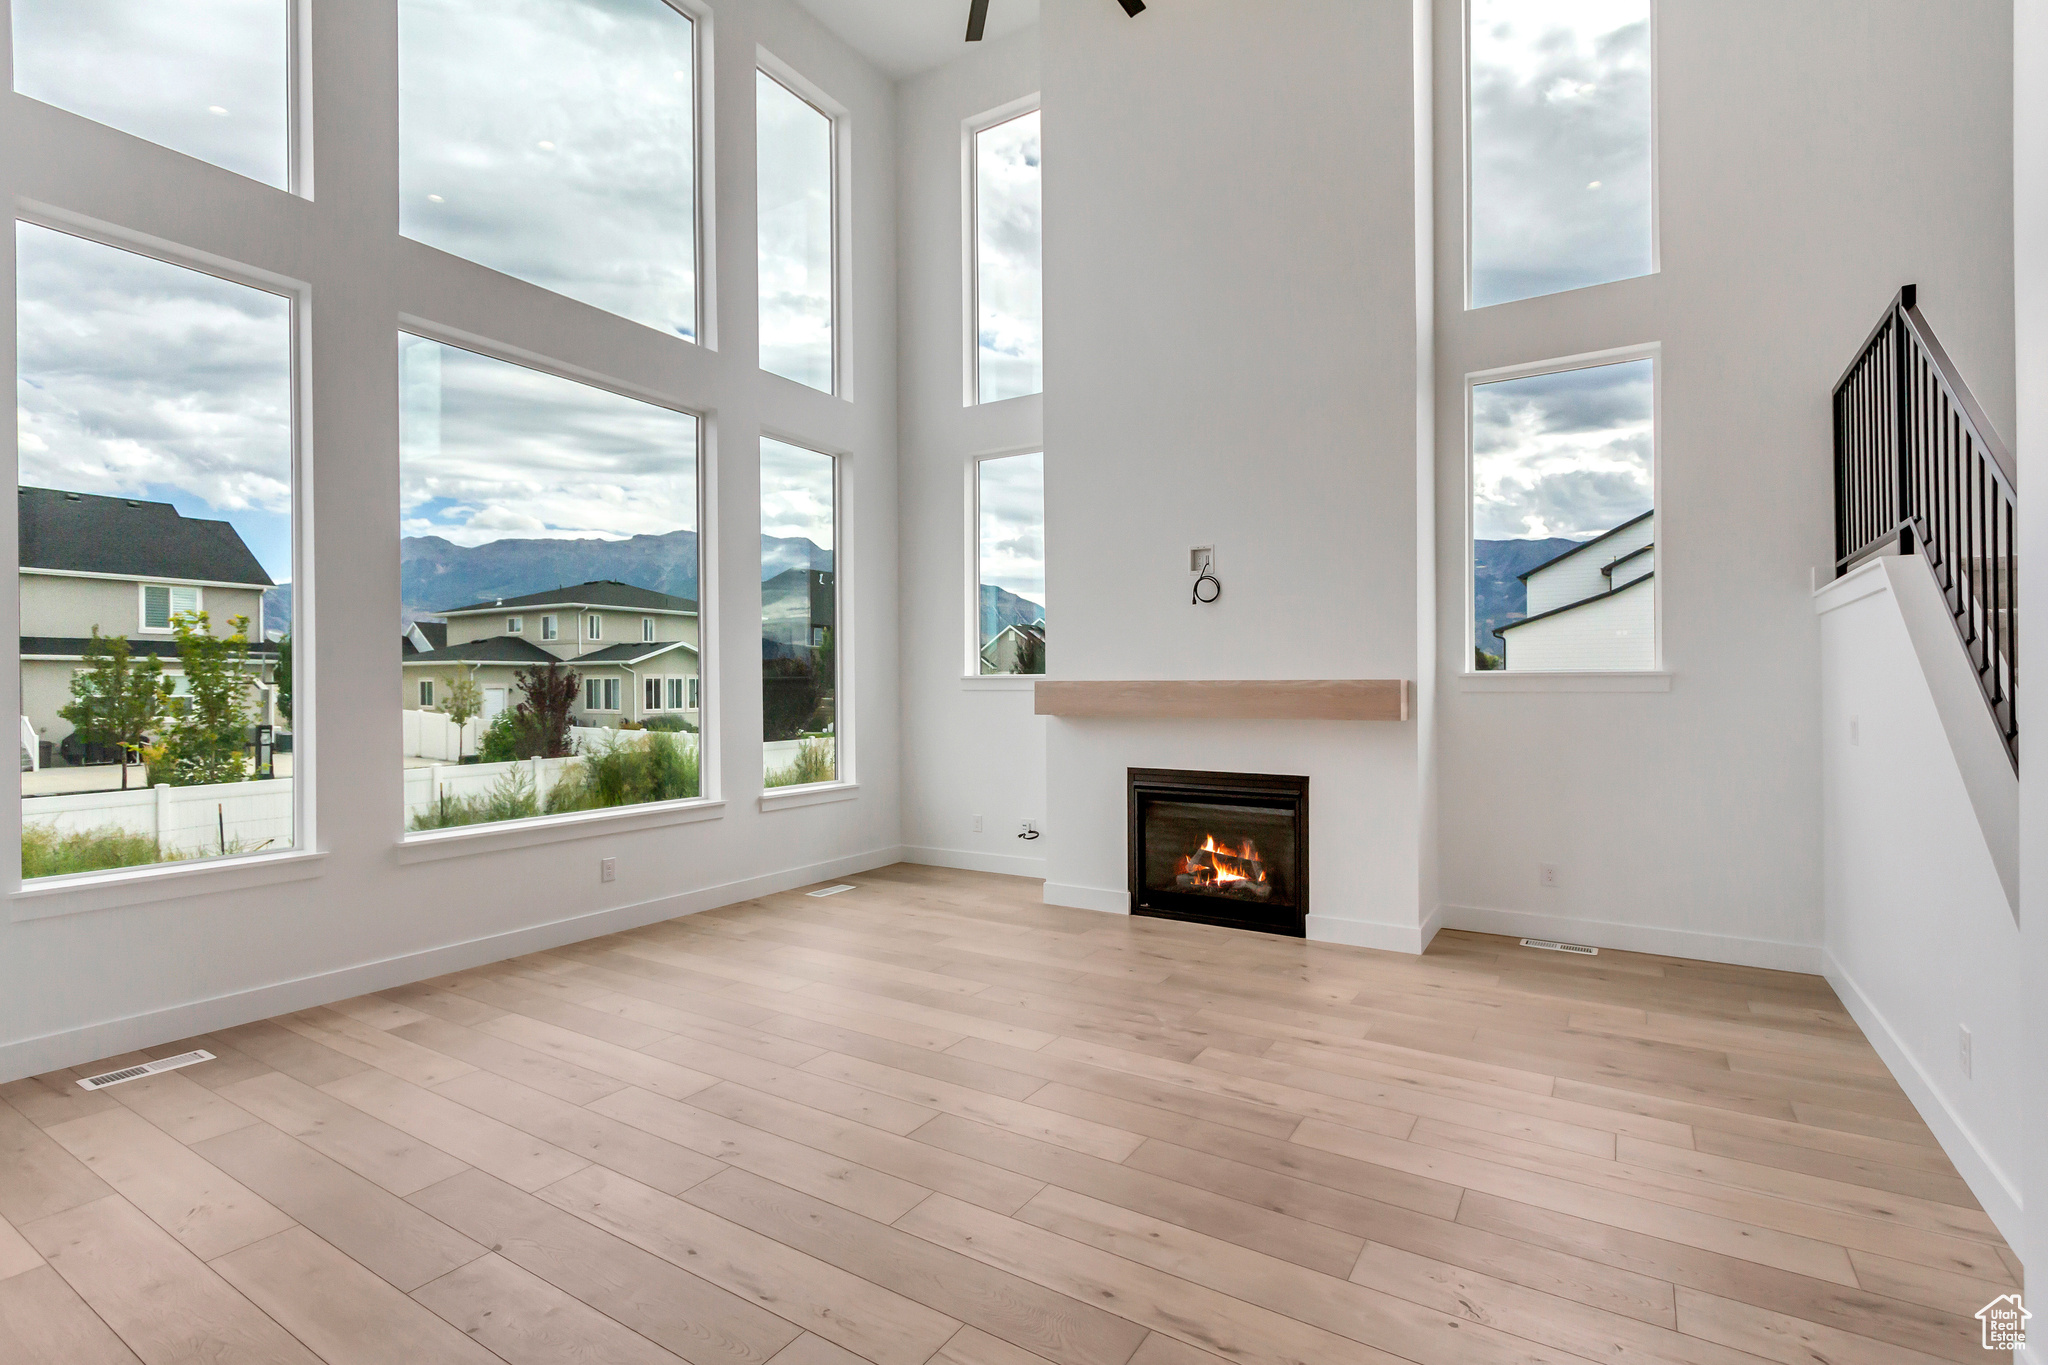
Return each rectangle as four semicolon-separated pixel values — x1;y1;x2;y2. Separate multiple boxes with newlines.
274;634;293;726
512;660;578;759
146;612;254;787
57;631;163;790
442;672;483;759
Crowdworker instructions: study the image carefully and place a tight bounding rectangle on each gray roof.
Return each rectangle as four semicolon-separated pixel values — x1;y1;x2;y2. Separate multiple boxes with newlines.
573;640;699;667
20;487;273;587
398;635;560;666
22;635;280;660
1515;510;1655;583
435;580;698;616
1495;571;1655;635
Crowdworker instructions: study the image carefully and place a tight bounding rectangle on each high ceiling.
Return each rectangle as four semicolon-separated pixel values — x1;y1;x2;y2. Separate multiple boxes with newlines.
794;0;1039;79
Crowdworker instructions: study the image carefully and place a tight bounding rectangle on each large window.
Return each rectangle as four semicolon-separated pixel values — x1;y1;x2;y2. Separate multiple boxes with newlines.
757;70;835;392
761;440;838;786
1468;0;1654;308
399;0;700;339
1471;355;1655;672
17;223;296;879
399;337;702;830
974;452;1046;675
12;0;291;189
973;108;1043;404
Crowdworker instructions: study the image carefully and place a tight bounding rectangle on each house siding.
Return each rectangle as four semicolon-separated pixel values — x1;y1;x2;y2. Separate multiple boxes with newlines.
1502;575;1654;671
1523;517;1656;616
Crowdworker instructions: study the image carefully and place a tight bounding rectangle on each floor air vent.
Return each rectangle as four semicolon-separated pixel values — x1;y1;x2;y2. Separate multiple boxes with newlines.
1519;938;1598;956
76;1049;214;1091
805;884;857;898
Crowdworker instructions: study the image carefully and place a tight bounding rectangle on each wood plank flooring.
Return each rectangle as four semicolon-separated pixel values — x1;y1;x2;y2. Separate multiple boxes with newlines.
0;864;2018;1365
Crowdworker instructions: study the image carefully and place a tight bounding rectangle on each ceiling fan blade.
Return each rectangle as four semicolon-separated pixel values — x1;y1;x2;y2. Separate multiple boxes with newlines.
966;0;990;41
1118;0;1146;14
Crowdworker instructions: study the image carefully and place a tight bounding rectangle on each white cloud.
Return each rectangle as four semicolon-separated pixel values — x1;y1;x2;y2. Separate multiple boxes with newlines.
757;72;835;391
759;438;834;553
1473;358;1652;540
977;109;1042;403
979;451;1044;606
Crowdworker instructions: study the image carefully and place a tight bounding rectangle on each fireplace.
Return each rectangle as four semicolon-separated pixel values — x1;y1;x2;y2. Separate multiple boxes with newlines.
1128;768;1308;937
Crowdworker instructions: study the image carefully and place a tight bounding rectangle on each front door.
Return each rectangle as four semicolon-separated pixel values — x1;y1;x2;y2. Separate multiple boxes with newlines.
483;687;508;722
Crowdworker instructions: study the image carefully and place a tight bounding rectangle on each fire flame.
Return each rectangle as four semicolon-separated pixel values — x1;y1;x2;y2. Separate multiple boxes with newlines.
1175;833;1268;889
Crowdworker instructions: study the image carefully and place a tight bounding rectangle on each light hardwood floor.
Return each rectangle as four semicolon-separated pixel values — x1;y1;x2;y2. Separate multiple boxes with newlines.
0;864;2019;1365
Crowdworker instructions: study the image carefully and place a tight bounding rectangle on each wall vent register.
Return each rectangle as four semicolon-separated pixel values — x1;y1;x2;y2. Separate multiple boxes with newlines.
76;1049;214;1091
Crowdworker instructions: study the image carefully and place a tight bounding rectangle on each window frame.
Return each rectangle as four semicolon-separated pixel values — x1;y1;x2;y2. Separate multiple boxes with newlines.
139;582;205;634
419;678;435;708
586;613;602;641
1461;343;1664;685
758;434;851;801
540;614;558;642
642;616;656;642
755;51;849;399
962;94;1043;408
963;446;1047;683
507;615;522;634
1461;0;1662;312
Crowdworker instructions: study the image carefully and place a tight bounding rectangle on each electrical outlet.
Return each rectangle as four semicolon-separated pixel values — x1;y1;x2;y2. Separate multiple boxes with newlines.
972;814;984;833
600;857;617;884
1538;863;1559;888
1190;545;1215;574
1959;1024;1972;1077
1849;715;1860;746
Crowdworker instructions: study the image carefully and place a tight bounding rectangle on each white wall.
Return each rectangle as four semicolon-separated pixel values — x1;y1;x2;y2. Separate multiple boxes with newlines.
0;0;904;1081
1816;557;2025;1248
1434;0;2015;969
895;25;1049;879
1037;0;1432;945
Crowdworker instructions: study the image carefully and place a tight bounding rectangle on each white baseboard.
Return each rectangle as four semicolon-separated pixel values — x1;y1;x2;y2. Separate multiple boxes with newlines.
1437;903;1823;974
1823;950;2026;1252
901;844;1048;880
0;844;909;1084
1042;881;1129;915
1306;914;1434;954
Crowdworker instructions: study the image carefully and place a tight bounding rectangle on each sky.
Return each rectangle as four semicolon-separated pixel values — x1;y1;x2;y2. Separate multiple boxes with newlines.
1469;0;1653;307
758;73;834;391
977;110;1043;404
13;0;288;188
16;223;295;581
759;438;835;563
400;0;698;339
400;335;698;547
1472;358;1652;542
979;451;1044;608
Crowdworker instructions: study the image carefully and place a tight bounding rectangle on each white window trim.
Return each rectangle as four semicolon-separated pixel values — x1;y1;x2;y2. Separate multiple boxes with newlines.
138;581;204;633
1462;0;1662;312
642;616;655;642
756;49;851;400
963;444;1048;682
759;432;850;790
961;93;1042;408
1462;342;1663;680
540;614;559;641
419;678;435;708
507;615;523;633
587;613;602;640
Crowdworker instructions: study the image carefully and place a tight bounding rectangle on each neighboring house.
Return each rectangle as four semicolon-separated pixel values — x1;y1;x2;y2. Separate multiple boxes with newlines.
761;567;835;661
1495;510;1654;671
20;487;279;765
981;619;1046;674
401;579;700;728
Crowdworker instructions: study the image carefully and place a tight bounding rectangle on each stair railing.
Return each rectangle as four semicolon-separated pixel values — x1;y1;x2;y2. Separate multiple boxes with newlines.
1833;284;2018;767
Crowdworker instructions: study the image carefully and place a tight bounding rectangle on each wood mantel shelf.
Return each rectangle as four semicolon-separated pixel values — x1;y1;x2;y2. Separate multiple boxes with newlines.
1033;679;1411;721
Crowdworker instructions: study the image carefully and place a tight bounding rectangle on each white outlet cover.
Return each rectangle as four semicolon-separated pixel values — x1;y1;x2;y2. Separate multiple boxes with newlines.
600;857;617;883
1959;1024;1972;1077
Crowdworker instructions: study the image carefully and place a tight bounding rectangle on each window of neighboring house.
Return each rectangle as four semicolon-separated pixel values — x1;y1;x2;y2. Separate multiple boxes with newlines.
757;67;835;392
761;438;837;787
1467;0;1654;308
17;221;297;876
644;675;661;711
507;616;523;634
400;334;701;827
973;451;1046;675
668;676;689;710
1471;352;1657;673
586;613;602;640
686;676;699;710
419;679;435;708
972;107;1042;404
398;0;699;339
642;617;655;642
141;584;203;633
13;0;291;189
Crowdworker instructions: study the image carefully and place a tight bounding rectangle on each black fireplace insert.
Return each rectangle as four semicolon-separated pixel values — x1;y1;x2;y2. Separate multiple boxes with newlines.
1128;767;1308;937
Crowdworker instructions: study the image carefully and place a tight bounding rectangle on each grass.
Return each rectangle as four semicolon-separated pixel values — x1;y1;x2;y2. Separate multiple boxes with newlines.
765;736;836;789
22;823;168;877
410;767;541;831
546;732;700;814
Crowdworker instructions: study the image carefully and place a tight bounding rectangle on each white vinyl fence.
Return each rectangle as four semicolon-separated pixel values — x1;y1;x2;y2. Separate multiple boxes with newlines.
404;709;483;761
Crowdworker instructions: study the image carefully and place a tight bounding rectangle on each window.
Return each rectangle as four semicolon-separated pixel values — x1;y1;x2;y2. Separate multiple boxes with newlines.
419;679;436;708
13;0;291;189
1467;0;1654;308
643;617;656;642
398;0;700;338
761;439;837;787
687;677;700;710
757;69;835;392
142;584;204;633
645;676;663;711
400;336;701;828
507;616;523;634
973;108;1043;403
974;452;1046;675
1471;354;1655;672
586;614;602;640
18;222;296;878
669;676;690;710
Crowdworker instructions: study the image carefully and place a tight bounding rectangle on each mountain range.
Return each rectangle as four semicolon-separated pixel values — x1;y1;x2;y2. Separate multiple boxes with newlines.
1473;537;1580;654
980;584;1045;646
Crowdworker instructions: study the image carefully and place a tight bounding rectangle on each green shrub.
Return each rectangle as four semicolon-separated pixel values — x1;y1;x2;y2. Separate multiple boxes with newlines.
641;714;696;733
543;732;700;814
23;823;169;878
765;736;835;789
409;767;540;831
476;710;525;763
